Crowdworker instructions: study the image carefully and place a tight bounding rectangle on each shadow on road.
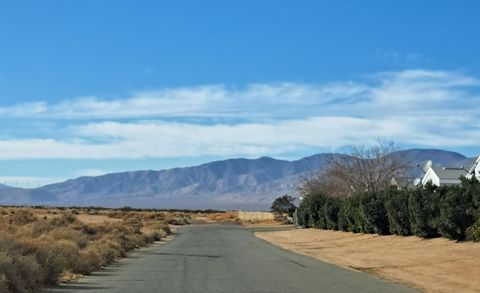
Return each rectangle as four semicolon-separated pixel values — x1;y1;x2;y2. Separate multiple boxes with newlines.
43;283;112;292
245;225;296;233
142;251;222;258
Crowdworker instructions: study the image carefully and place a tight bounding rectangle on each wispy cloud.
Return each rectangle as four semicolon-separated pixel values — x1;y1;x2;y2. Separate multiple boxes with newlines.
74;169;109;177
0;69;479;159
0;83;368;120
0;176;62;188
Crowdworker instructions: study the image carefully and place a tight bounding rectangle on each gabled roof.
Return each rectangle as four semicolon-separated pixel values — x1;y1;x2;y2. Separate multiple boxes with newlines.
430;166;468;181
469;156;480;174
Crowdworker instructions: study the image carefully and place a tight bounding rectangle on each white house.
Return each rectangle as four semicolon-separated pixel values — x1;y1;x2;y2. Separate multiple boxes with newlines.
467;156;480;180
421;166;468;186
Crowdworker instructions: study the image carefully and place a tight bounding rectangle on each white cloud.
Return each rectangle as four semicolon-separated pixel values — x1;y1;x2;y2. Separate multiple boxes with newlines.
0;102;47;117
74;169;109;177
0;69;479;159
0;176;62;188
0;70;478;121
0;81;373;120
0;114;479;160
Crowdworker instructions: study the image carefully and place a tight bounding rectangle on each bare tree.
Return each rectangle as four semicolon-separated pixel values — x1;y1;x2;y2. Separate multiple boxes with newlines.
298;142;410;198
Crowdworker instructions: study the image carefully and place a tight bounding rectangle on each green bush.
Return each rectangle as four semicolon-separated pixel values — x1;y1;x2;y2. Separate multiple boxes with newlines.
358;192;389;235
322;197;341;230
466;219;480;241
271;195;296;223
338;195;361;232
296;199;309;227
295;177;480;242
298;195;316;228
437;184;475;240
306;193;327;228
385;188;412;236
297;193;341;229
463;177;480;220
408;183;441;238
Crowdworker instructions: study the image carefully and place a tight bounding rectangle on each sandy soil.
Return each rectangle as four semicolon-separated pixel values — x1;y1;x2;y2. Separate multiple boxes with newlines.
75;214;123;224
256;229;480;293
241;221;285;228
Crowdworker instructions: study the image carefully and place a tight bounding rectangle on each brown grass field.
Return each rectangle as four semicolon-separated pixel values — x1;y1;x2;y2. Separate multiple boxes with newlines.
256;228;480;293
0;206;222;293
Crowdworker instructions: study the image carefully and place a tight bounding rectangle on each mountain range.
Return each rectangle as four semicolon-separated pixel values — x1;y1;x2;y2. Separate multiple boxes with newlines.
0;149;477;209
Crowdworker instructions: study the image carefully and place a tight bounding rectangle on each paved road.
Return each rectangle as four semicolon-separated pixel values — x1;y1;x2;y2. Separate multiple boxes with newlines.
45;224;418;293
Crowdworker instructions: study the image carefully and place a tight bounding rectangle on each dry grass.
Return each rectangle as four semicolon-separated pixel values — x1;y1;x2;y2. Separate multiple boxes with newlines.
241;220;284;227
205;211;239;222
75;214;122;224
203;211;282;226
256;228;480;293
0;206;180;293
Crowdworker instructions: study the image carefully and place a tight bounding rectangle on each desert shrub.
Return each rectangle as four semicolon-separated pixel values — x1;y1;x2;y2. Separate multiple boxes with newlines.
91;241;119;266
52;240;80;271
74;247;102;275
145;231;163;242
8;210;37;225
338;195;361;232
384;188;412;236
51;212;77;227
408;183;441;238
0;207;174;292
30;243;66;284
11;254;43;292
0;252;43;293
145;221;171;235
125;217;143;234
47;227;83;242
166;217;189;225
77;235;89;249
0;273;8;293
437;184;475;240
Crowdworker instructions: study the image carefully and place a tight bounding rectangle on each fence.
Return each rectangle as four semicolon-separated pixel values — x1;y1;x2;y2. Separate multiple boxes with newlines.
237;210;275;222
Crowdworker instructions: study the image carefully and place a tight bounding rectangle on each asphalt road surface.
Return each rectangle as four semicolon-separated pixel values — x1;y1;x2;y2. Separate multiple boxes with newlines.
45;224;418;293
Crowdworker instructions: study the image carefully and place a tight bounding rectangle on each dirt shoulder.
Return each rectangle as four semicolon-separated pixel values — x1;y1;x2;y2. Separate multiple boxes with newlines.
256;229;480;293
241;221;285;228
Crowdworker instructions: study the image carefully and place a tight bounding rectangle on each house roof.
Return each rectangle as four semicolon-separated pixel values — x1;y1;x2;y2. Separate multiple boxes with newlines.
430;166;468;180
469;156;480;173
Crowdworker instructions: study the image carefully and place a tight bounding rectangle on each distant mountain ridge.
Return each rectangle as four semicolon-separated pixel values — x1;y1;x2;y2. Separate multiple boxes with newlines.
0;149;477;209
0;186;58;204
0;183;11;189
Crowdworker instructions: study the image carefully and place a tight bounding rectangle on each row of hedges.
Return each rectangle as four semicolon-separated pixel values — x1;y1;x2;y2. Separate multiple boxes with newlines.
297;177;480;241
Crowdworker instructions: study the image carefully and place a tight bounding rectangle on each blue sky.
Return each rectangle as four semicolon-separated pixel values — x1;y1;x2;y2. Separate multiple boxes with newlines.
1;0;480;187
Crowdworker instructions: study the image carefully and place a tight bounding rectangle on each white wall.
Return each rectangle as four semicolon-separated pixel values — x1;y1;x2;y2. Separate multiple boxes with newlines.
468;157;480;180
475;161;480;180
422;168;440;186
